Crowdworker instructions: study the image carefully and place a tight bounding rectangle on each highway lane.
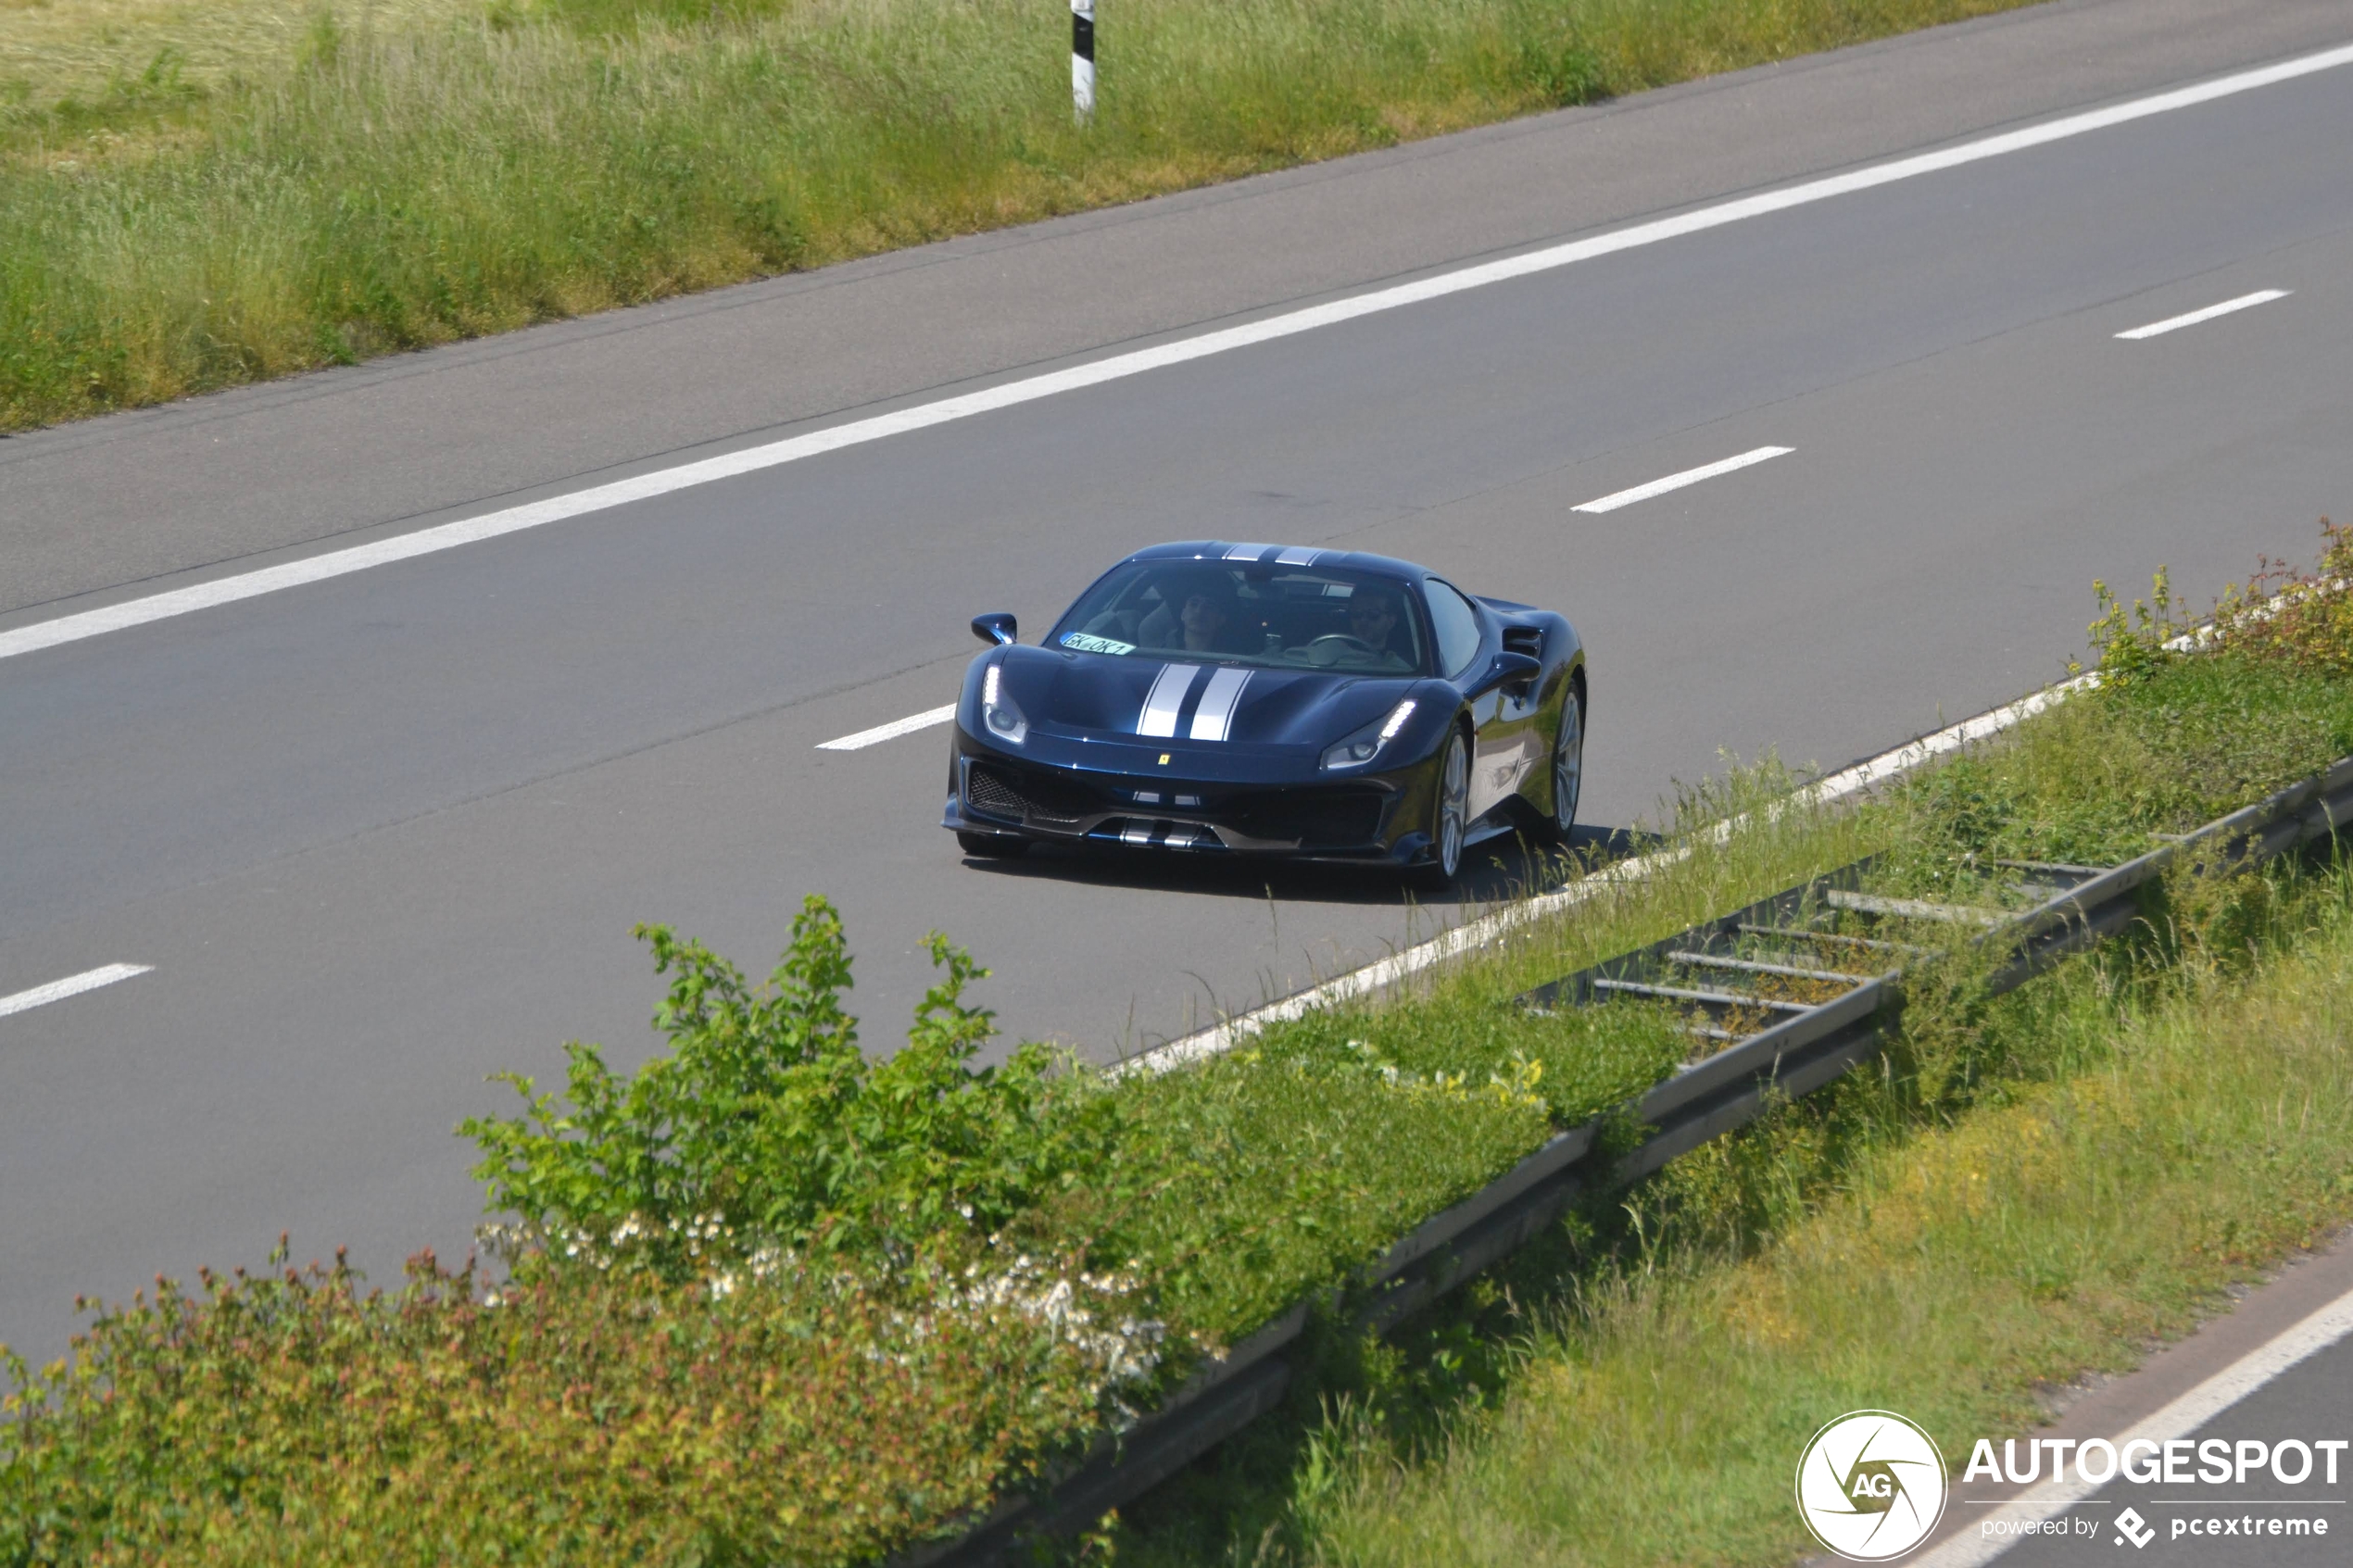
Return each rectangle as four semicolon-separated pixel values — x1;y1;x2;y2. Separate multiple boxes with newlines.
5;20;2353;1362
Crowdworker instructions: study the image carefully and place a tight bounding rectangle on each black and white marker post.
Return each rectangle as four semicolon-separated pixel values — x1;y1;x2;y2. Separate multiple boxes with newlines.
1071;0;1095;122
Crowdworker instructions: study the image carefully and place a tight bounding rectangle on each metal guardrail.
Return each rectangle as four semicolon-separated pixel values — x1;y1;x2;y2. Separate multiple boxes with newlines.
906;753;2353;1567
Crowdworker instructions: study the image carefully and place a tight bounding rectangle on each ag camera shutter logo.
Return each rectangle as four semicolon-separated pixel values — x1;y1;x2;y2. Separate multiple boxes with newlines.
1795;1411;1950;1561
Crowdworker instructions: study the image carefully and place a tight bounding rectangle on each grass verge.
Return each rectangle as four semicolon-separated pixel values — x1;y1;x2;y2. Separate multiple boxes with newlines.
1198;854;2353;1567
0;0;2045;431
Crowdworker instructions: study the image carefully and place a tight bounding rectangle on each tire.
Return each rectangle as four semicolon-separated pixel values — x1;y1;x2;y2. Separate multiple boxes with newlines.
1535;680;1584;846
957;831;1028;859
1410;729;1469;892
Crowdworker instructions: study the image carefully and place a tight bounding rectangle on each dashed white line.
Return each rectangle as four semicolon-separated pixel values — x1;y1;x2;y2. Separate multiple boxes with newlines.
0;963;153;1020
815;704;957;751
6;42;2352;663
2116;288;2290;340
1572;445;1793;514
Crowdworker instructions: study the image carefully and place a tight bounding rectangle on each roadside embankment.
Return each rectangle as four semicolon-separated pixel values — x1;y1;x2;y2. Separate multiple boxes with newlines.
1139;826;2353;1565
0;0;2041;431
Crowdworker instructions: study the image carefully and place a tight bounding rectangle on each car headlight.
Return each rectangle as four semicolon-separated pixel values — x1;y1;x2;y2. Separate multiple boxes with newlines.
981;661;1029;745
1320;698;1416;771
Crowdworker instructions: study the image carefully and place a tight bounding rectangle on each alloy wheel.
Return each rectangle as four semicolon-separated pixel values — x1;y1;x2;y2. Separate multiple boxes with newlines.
1435;731;1468;878
1553;687;1584;836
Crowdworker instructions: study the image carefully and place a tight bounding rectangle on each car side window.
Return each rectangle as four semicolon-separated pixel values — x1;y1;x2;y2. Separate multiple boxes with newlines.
1424;580;1484;678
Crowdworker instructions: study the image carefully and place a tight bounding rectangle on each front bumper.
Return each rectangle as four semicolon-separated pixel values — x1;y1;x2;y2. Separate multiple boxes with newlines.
943;732;1426;862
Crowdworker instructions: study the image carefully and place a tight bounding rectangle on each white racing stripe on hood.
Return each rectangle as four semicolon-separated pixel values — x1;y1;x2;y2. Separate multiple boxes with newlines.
1274;546;1321;566
1138;663;1201;737
1223;543;1277;560
1189;667;1252;742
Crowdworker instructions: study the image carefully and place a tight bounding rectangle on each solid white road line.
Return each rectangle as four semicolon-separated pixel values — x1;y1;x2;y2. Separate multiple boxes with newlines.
1119;671;2094;1075
0;963;153;1020
1572;445;1793;514
815;703;957;751
6;41;2353;665
1915;1282;2353;1567
2116;288;2291;339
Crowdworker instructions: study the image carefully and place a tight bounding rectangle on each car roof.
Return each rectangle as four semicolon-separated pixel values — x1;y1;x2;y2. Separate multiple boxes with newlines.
1122;542;1429;580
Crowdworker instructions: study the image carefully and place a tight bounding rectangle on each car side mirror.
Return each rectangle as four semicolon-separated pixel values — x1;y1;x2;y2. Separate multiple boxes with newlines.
971;612;1017;647
1466;651;1541;700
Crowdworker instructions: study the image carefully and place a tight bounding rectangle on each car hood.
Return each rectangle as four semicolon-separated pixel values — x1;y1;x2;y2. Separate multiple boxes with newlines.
996;646;1414;752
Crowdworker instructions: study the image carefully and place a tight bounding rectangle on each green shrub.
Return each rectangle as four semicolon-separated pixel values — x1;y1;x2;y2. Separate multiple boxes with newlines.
1;1240;1151;1567
462;896;1115;1271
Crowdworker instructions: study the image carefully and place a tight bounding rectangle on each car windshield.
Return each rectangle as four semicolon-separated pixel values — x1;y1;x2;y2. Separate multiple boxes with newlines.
1051;561;1430;674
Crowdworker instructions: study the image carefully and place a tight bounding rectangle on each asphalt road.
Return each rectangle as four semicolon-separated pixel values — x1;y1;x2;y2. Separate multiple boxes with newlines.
4;0;2353;1370
1917;1232;2353;1568
1997;1336;2353;1566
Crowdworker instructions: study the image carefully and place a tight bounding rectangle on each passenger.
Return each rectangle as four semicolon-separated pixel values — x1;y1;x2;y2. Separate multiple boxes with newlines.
1176;585;1236;653
1345;586;1403;655
1139;573;1249;654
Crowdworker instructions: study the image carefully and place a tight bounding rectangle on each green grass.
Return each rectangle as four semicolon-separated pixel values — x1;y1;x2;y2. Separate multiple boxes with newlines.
1193;859;2353;1567
0;0;2045;431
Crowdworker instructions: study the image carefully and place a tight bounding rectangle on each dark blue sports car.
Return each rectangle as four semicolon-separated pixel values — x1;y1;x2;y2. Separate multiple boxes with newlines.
943;543;1586;886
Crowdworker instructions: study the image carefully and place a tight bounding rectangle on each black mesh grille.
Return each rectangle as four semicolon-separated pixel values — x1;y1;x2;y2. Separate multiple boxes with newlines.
965;761;1105;826
1225;790;1387;847
963;764;1027;822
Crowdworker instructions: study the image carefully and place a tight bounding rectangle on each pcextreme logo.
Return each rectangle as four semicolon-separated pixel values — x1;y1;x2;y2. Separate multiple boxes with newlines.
1795;1411;1951;1561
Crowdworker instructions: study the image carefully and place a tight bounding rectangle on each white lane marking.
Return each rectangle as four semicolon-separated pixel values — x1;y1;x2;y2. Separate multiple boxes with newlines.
0;963;153;1020
1572;445;1793;513
1120;671;2091;1075
6;43;2352;665
814;703;956;751
2116;288;2290;339
1916;1282;2353;1567
2127;287;2286;341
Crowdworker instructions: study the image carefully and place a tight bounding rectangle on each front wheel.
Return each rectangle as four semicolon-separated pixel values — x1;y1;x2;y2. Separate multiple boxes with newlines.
1536;681;1584;845
957;832;1027;859
1410;729;1469;892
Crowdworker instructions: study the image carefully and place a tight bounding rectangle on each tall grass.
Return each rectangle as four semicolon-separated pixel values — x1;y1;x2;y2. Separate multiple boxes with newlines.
0;0;2039;430
1246;859;2353;1567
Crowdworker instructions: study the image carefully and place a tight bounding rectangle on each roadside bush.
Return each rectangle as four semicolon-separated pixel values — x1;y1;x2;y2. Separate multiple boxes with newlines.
2210;518;2353;676
462;896;1116;1272
0;1240;1152;1567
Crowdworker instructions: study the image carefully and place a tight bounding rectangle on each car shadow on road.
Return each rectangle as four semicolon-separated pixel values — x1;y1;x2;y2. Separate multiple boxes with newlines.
956;822;1655;908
